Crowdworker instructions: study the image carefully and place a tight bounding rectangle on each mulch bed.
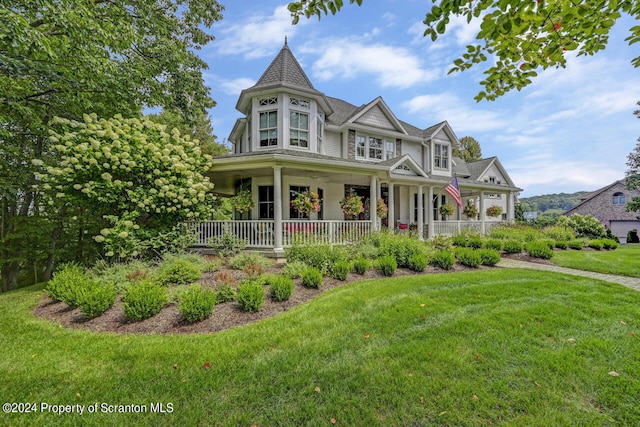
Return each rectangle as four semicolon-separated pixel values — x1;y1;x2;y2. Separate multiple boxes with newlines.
32;254;549;335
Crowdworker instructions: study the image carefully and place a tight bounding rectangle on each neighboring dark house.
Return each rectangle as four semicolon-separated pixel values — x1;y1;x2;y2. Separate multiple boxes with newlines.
563;179;640;241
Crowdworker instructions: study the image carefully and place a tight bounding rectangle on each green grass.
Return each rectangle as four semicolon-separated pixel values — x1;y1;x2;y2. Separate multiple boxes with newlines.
2;270;640;426
552;244;640;278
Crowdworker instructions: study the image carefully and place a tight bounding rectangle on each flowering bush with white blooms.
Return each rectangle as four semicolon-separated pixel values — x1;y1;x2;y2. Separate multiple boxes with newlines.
37;113;215;259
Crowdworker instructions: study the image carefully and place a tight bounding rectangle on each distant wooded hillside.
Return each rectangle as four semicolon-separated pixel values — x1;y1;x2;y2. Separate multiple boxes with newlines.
519;192;589;214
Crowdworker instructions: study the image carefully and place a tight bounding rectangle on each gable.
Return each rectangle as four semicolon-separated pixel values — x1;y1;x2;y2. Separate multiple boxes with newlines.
354;105;397;131
384;155;427;178
479;163;508;185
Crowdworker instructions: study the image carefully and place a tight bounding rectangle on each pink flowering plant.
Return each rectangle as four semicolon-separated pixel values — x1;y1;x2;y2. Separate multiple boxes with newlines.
376;198;388;219
230;189;254;214
290;190;321;215
486;205;503;217
339;192;364;217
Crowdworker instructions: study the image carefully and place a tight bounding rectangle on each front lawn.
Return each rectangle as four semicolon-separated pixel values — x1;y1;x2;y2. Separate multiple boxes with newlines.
552;243;640;278
2;269;640;426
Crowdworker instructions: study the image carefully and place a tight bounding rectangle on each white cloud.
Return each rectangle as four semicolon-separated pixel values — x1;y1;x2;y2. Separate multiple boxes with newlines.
218;78;256;96
305;40;439;89
216;5;302;59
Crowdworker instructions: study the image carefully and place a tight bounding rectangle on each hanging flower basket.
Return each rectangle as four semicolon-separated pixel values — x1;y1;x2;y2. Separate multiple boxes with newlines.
290;190;321;215
339;193;364;217
486;205;503;217
376;198;388;219
439;203;454;217
230;189;254;214
463;200;478;219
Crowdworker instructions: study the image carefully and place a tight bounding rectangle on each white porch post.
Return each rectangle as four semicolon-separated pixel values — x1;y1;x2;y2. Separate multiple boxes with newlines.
388;183;395;230
273;166;284;253
370;175;378;230
507;192;515;222
428;186;434;238
417;185;424;240
479;191;486;234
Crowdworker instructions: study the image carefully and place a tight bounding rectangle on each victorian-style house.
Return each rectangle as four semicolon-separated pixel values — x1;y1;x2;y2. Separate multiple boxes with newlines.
192;40;522;255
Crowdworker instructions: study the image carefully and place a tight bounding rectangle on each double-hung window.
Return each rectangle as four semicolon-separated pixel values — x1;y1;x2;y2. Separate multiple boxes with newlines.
384;140;395;160
259;111;277;147
258;186;274;219
434;143;449;169
613;192;625;205
356;134;391;161
289;111;309;148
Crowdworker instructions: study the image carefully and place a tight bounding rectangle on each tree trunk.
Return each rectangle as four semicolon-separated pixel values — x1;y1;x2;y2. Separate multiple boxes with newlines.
44;223;62;282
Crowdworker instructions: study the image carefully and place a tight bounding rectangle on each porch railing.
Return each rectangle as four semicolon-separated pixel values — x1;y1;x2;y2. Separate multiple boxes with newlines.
187;220;275;248
430;220;504;238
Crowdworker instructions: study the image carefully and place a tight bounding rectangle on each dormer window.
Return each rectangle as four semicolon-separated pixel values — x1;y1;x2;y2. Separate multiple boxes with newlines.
259;111;278;147
434;143;449;169
356;133;394;161
613;192;625;205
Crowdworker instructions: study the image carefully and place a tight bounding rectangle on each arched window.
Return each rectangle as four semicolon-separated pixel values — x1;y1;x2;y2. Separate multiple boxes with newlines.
613;192;625;205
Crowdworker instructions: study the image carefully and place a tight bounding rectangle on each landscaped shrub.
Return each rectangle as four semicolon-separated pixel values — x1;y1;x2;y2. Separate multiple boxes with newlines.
178;285;216;323
237;280;265;312
214;284;237;303
254;273;279;287
602;239;619;250
568;239;585;250
207;231;247;257
555;240;569;250
227;252;272;271
557;214;606;238
538;239;556;250
452;234;468;247
525;241;554;259
373;232;426;267
627;229;639;243
92;260;152;291
76;282;118;319
270;276;295;302
431;250;455;270
502;240;523;254
156;258;201;286
468;236;484;249
483;238;503;251
352;258;369;275
47;264;88;307
243;261;265;277
407;254;428;272
122;280;167;321
301;267;323;288
430;235;453;251
282;261;308;279
286;244;346;274
377;255;397;276
543;225;576;242
588;239;604;250
330;261;351;281
455;248;482;267
479;249;501;266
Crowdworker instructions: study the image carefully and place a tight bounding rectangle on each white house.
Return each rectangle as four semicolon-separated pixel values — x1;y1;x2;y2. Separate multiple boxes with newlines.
193;39;522;255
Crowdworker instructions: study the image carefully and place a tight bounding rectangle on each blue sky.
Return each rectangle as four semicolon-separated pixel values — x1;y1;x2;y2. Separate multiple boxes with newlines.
201;0;639;198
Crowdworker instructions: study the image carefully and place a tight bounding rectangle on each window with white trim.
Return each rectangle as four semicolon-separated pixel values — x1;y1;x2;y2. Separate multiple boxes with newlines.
355;134;392;161
613;192;625;205
290;97;310;108
258;186;274;219
369;137;382;159
289;111;309;148
259;111;277;147
259;97;277;106
434;143;449;169
384;140;395;160
317;118;324;152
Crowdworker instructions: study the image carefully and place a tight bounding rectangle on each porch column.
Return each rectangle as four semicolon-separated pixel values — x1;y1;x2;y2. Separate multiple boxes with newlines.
417;185;424;240
479;191;486;234
507;192;515;222
273;166;284;253
370;175;378;230
388;183;395;230
428;186;434;239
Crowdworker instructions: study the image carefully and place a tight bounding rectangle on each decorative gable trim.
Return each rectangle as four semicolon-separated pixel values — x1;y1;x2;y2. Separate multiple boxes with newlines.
385;155;428;178
348;97;408;134
474;157;516;187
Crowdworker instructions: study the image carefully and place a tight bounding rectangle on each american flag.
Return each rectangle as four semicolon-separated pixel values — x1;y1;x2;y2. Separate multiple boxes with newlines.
445;177;462;208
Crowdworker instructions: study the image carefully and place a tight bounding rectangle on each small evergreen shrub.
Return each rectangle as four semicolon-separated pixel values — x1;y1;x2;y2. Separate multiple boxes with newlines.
47;264;88;307
539;239;556;250
207;231;247;257
373;232;426;267
525;241;554;259
627;229;639;243
76;282;117;319
331;261;351;281
483;238;503;251
378;255;397;276
122;280;167;321
157;258;201;286
285;244;346;274
178;285;216;323
237;280;265;312
543;225;575;242
407;254;428;272
243;261;265;277
502;240;523;254
455;248;482;268
301;267;323;288
588;239;604;250
270;276;295;302
352;258;369;275
227;252;272;271
214;283;237;303
568;239;585;250
431;250;455;270
479;249;501;266
468;236;484;249
602;239;619;250
451;234;468;247
254;273;279;287
282;261;308;279
430;235;453;251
